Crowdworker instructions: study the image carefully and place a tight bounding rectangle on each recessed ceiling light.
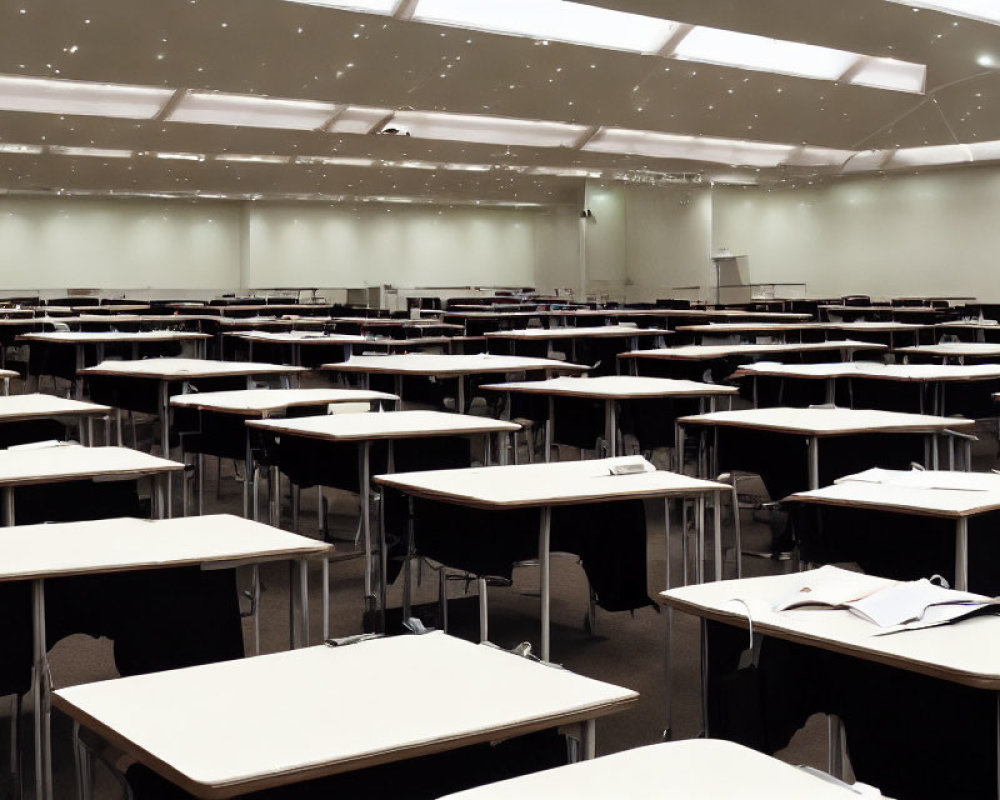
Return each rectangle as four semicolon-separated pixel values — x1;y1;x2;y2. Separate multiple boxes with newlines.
48;145;133;158
390;109;588;147
168;92;339;130
886;0;1000;26
152;151;205;161
0;74;171;118
0;142;43;154
294;155;377;166
216;153;291;164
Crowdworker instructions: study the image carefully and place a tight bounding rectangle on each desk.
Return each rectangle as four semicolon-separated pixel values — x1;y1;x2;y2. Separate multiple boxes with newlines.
481;375;736;458
20;331;210;395
55;633;635;799
936;320;1000;343
660;567;1000;798
249;410;520;619
376;457;729;661
324;353;587;412
787;468;1000;592
172;387;398;516
79;358;306;456
733;361;1000;416
677;406;976;505
226;330;451;366
619;341;886;381
896;342;1000;363
440;739;883;799
485;326;668;367
4;511;328;800
0;392;110;446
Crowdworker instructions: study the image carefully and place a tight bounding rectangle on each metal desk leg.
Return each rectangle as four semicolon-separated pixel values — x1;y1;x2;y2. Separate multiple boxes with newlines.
539;505;552;662
956;517;969;592
828;715;845;778
581;719;596;760
732;482;743;579
545;397;554;462
359;442;374;616
604;399;617;458
713;489;722;581
243;431;252;519
663;605;673;741
808;437;820;490
696;495;705;584
159;381;170;457
403;496;415;621
321;557;330;642
297;559;309;647
32;579;52;800
664;498;671;593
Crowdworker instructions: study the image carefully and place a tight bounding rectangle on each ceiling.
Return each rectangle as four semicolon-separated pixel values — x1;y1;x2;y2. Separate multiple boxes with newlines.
1;0;999;205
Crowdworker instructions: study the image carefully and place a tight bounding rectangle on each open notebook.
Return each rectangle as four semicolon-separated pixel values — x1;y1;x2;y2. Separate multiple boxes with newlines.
774;568;1000;632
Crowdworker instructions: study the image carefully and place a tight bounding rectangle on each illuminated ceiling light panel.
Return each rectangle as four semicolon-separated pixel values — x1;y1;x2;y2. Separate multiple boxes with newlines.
885;0;1000;25
785;146;856;167
282;0;397;13
0;143;43;154
670;27;856;81
390;110;588;148
968;140;1000;160
584;128;797;169
153;151;205;161
528;166;602;178
168;92;339;131
0;75;172;119
412;0;679;54
328;107;393;135
217;153;291;164
443;163;492;171
885;143;974;168
294;155;377;166
840;150;892;172
48;145;133;158
848;56;926;93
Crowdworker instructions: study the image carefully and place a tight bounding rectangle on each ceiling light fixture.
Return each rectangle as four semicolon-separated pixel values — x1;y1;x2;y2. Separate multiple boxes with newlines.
389;109;589;147
168;92;339;130
0;75;172;119
48;145;133;158
216;153;291;164
0;143;44;154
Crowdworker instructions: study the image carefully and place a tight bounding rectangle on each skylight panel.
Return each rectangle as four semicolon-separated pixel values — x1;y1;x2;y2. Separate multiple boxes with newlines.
48;146;133;158
411;0;679;54
217;154;291;164
886;0;1000;26
670;27;858;82
584;128;797;168
885;143;974;168
327;107;393;135
294;155;377;166
168;92;339;131
389;110;588;148
848;56;926;93
0;75;171;119
283;0;397;13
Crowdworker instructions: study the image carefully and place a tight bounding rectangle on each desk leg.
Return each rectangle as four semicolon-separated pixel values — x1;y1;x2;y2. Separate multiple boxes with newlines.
699;618;709;736
581;719;596;760
663;499;671;592
663;605;673;741
824;378;835;405
159;381;170;458
604;399;616;458
297;559;309;647
545;397;554;463
956;518;969;592
676;424;685;475
359;442;374;615
827;715;845;779
403;496;415;621
808;437;819;490
243;431;252;519
713;489;722;582
321;557;330;642
32;579;52;800
696;495;705;584
539;505;552;662
731;483;743;579
3;487;13;526
457;377;465;414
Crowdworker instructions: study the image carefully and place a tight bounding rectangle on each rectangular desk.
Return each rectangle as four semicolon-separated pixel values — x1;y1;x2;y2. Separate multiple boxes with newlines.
0;443;183;523
660;567;1000;798
323;353;587;412
733;361;1000;416
376;457;730;661
172;387;398;516
440;739;883;799
677;407;977;490
484;326;668;364
895;342;1000;363
227;330;451;366
481;375;736;459
0;392;110;446
6;513;331;800
79;358;306;456
619;340;887;381
54;633;637;799
248;410;520;619
787;468;1000;591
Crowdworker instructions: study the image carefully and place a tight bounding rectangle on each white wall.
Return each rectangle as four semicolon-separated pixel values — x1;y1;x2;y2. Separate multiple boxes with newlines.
0;197;240;292
712;168;1000;299
243;203;537;290
533;208;581;297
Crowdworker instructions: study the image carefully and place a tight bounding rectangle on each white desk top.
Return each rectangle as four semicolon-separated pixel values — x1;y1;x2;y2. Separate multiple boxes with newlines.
787;468;1000;517
620;340;886;361
677;406;975;436
938;320;1000;329
484;326;667;340
375;457;728;509
480;375;738;399
0;443;182;487
552;309;812;321
79;358;306;380
733;361;1000;382
322;353;588;375
0;514;330;581
171;388;397;416
226;331;369;344
661;565;1000;688
440;739;882;800
54;633;637;798
20;331;208;344
896;342;1000;358
248;409;520;441
0;393;109;419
